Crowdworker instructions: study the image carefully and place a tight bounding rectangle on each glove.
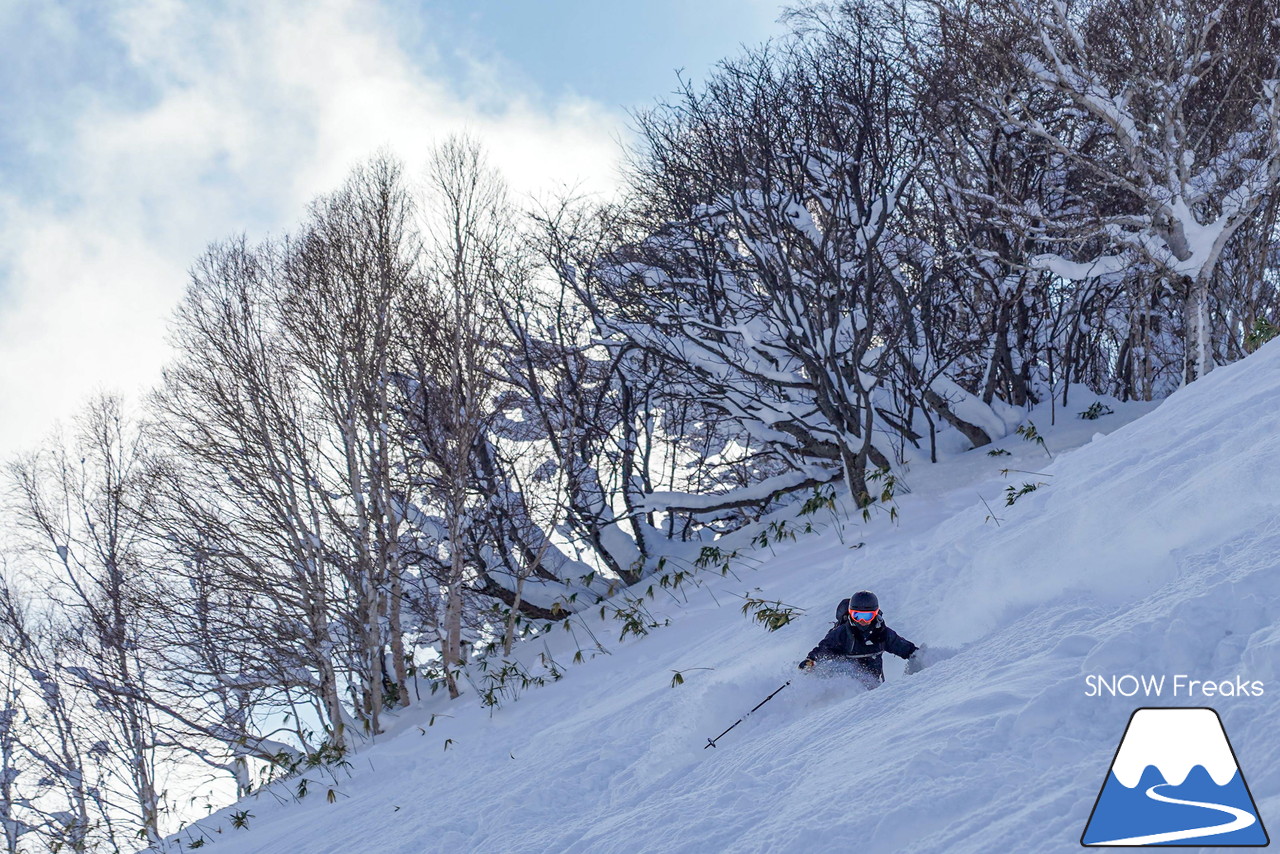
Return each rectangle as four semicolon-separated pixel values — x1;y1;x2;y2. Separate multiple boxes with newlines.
798;658;816;671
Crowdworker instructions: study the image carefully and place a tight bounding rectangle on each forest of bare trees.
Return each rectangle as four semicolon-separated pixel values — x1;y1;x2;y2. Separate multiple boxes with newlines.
2;0;1278;849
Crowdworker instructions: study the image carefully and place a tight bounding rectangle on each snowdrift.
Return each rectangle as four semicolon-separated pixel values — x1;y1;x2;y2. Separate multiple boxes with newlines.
170;341;1280;854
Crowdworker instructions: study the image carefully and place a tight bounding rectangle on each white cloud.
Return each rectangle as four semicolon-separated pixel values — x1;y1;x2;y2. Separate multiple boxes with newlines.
0;0;624;455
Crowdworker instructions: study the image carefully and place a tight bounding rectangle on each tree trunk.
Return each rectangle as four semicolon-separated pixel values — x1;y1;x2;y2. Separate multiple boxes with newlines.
388;565;408;708
1182;275;1214;385
502;571;526;658
365;593;382;736
316;633;347;749
443;501;465;700
921;387;992;449
841;444;871;509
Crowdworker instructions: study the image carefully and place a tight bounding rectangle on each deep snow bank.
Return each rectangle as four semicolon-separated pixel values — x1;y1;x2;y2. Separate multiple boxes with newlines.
172;341;1280;854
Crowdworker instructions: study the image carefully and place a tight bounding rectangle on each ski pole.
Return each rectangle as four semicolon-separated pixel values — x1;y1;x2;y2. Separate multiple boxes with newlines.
704;680;791;749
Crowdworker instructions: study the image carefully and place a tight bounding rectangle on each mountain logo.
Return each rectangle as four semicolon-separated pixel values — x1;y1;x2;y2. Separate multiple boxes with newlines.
1081;707;1269;847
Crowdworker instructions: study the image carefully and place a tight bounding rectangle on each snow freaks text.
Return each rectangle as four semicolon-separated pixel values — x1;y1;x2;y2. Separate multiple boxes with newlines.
1085;675;1265;698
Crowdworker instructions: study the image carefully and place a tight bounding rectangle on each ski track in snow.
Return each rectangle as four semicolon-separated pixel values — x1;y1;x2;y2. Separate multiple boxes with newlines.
162;344;1280;854
1089;782;1257;846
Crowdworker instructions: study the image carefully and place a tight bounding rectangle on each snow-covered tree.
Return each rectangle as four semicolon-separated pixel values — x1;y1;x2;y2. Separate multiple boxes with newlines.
589;7;1007;510
944;0;1280;385
4;396;166;848
153;236;358;750
394;137;515;699
279;154;420;730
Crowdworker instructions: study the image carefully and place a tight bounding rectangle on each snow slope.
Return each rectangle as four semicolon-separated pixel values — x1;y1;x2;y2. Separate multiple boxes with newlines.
169;342;1280;854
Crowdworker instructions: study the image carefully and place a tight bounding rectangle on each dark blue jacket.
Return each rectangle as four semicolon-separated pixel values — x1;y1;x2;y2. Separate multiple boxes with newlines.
806;610;917;681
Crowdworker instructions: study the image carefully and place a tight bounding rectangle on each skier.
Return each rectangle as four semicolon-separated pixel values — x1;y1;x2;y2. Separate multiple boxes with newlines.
798;590;921;688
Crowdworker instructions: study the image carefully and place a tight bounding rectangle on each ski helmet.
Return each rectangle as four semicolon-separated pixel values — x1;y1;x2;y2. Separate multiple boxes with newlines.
847;590;880;625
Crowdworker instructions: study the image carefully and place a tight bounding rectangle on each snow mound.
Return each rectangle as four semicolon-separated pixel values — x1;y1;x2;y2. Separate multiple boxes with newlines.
169;340;1280;854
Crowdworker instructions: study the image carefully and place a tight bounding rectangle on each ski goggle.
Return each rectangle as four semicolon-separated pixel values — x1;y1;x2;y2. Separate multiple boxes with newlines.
849;609;879;624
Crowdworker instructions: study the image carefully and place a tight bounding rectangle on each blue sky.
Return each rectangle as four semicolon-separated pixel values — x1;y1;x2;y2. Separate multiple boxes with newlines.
0;1;781;209
399;0;779;105
0;0;784;455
